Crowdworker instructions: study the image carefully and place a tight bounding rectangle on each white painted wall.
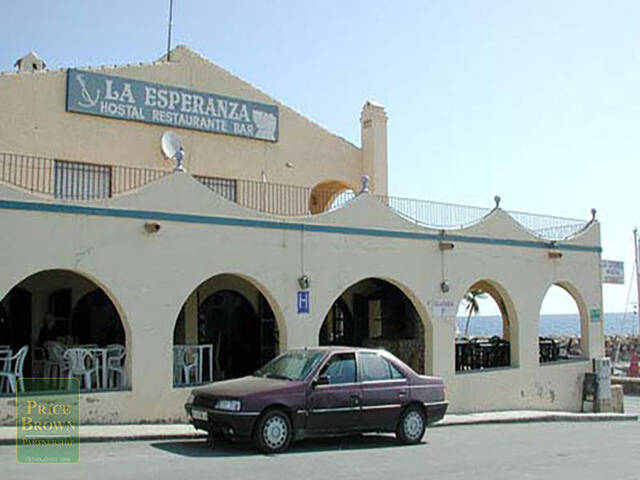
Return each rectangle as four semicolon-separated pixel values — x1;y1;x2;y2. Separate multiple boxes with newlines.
0;173;603;423
0;46;375;194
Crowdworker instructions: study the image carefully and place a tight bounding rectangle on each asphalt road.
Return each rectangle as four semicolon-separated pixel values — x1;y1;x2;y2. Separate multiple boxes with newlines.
3;422;640;479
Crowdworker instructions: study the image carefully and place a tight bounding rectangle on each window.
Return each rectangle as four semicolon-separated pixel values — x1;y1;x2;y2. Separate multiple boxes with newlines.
194;175;237;202
368;299;382;339
319;353;356;384
389;361;405;379
257;350;323;381
54;160;111;200
360;353;405;382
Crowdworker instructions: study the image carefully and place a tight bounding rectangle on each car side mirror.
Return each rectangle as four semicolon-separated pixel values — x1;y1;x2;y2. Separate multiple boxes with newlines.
313;375;330;388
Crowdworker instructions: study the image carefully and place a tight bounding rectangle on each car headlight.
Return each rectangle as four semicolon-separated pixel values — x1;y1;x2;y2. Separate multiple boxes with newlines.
215;399;241;411
187;393;195;405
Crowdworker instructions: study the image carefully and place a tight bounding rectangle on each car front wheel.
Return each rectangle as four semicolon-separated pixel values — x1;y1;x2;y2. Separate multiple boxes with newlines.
254;409;293;453
396;405;426;444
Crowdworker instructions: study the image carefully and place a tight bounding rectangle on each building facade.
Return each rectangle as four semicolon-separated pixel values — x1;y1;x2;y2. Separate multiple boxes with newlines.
0;47;603;423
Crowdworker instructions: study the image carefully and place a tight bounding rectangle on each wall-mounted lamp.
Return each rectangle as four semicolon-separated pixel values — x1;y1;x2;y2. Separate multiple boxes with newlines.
439;241;455;251
144;221;161;233
440;280;450;293
298;275;310;290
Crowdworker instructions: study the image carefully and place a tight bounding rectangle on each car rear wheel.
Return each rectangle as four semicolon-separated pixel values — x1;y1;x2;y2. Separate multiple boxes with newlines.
396;405;426;444
254;409;293;453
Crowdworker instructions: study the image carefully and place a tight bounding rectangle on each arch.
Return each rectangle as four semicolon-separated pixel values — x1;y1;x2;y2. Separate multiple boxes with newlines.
71;290;126;346
0;268;131;392
455;279;518;372
538;281;589;363
309;180;356;214
318;277;433;374
172;273;285;386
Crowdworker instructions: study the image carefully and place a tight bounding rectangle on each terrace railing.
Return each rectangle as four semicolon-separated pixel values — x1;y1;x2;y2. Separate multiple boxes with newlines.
508;210;588;241
230;179;356;216
375;194;492;229
0;152;171;200
375;194;589;240
0;151;590;240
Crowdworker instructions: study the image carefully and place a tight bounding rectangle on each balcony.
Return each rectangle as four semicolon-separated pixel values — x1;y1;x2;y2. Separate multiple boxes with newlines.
0;151;590;240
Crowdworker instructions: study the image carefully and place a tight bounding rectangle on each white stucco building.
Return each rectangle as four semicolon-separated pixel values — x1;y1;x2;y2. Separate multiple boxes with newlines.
0;46;603;423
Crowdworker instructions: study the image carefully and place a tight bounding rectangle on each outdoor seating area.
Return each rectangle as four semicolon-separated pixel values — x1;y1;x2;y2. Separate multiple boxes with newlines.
455;337;511;372
0;341;126;394
0;345;29;393
173;344;213;387
539;337;560;363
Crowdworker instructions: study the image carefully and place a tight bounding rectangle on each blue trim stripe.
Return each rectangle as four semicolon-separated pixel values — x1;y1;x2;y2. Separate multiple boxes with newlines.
0;199;602;253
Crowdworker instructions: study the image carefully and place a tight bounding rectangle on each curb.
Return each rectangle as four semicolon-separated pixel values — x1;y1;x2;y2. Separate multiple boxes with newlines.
434;413;639;427
0;432;207;446
0;413;636;445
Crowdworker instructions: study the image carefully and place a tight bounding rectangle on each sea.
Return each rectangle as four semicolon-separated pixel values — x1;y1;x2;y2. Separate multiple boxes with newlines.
457;312;640;337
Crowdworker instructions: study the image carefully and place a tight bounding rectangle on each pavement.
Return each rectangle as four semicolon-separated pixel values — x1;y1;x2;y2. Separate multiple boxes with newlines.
623;393;640;415
4;422;640;480
0;401;636;445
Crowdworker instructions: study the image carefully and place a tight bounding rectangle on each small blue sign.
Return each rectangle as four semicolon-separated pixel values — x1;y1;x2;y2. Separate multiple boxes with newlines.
297;291;310;314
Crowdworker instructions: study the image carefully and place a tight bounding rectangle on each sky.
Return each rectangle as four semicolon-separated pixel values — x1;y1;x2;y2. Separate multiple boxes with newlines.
1;1;639;314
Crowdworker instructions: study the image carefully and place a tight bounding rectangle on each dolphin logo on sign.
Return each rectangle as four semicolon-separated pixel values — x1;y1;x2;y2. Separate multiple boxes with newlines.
75;73;100;108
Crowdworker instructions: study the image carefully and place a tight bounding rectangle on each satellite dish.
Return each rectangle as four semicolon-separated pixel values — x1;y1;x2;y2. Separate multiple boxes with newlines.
161;131;186;172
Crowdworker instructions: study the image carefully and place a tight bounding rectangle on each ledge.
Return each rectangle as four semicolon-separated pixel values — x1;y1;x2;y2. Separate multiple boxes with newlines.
455;366;518;375
539;358;589;367
0;387;132;399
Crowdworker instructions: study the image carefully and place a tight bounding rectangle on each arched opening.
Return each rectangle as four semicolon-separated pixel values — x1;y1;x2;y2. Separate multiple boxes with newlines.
0;269;129;394
319;278;426;373
538;283;587;363
455;280;516;372
309;180;356;214
173;274;280;387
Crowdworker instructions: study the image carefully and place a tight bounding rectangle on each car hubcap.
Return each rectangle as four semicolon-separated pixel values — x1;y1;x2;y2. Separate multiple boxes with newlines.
404;411;424;440
263;416;288;449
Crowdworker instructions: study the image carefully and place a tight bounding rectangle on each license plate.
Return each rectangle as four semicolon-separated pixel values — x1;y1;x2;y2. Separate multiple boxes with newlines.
191;409;208;421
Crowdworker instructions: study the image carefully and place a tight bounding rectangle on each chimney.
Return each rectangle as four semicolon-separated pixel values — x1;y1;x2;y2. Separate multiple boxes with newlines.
14;51;46;73
360;100;388;196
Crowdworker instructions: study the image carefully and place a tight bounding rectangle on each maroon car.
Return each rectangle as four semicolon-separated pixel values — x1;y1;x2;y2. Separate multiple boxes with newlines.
185;346;448;453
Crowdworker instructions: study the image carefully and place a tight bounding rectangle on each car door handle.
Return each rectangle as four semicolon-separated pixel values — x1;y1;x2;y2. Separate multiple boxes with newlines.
398;391;408;397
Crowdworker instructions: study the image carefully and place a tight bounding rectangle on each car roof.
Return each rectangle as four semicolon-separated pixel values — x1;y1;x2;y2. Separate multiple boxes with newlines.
285;346;416;376
291;346;397;355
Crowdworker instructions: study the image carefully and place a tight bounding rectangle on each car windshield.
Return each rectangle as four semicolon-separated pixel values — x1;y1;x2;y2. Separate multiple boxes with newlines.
255;350;324;381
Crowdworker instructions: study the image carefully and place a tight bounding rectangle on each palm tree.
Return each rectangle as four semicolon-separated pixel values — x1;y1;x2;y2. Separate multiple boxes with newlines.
463;289;487;338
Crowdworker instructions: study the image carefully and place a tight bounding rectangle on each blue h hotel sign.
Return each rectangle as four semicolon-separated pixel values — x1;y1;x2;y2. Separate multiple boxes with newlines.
66;69;279;141
297;291;310;315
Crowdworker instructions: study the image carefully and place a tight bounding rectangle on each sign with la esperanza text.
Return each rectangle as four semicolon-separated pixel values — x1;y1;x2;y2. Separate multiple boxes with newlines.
66;69;279;141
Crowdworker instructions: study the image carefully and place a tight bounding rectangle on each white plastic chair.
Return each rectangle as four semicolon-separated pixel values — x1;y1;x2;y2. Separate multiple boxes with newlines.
106;344;126;389
0;346;10;371
173;346;185;386
44;341;69;386
182;346;199;385
63;348;99;391
0;347;11;392
0;346;29;393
